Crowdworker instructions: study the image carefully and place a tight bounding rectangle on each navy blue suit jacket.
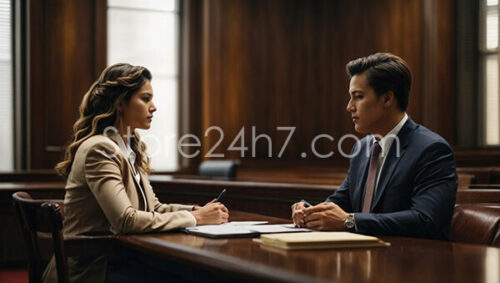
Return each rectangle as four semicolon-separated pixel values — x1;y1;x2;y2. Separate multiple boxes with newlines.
326;118;457;240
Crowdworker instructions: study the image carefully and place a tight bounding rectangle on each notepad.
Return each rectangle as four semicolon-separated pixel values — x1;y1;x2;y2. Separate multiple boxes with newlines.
184;222;312;238
255;232;390;250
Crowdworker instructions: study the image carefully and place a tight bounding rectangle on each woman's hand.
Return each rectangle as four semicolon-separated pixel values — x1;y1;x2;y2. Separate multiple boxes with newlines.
190;199;229;225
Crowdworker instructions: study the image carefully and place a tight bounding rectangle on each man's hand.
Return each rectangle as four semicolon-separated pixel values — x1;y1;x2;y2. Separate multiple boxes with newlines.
291;202;307;227
190;200;229;225
302;202;349;231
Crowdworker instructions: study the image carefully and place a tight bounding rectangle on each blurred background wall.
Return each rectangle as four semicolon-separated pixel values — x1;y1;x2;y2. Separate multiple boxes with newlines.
8;0;499;172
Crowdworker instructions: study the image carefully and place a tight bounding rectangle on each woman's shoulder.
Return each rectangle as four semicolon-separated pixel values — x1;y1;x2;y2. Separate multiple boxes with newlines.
69;135;123;177
78;135;120;155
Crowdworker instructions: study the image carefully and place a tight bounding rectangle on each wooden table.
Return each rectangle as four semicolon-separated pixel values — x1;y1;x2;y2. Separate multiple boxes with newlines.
117;211;500;283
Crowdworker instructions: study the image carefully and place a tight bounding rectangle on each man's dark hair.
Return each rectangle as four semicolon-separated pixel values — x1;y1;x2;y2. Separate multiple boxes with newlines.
346;53;411;111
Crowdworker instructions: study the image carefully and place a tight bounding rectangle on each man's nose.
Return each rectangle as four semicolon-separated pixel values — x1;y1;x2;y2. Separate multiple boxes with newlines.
346;99;354;112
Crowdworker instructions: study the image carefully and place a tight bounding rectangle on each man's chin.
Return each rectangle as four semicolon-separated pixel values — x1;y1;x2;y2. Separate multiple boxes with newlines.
354;125;367;134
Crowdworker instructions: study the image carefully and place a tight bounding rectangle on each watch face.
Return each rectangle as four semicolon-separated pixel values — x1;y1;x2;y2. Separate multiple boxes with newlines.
344;215;355;229
345;220;354;229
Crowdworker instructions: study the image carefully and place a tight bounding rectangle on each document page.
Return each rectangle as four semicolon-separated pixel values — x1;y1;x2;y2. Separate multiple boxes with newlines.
184;222;312;238
246;224;311;233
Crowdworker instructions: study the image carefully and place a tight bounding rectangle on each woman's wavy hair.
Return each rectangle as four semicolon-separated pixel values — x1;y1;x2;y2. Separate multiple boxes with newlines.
55;63;153;177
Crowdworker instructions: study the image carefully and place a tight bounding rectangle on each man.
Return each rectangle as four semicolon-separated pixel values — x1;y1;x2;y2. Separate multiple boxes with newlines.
292;53;457;240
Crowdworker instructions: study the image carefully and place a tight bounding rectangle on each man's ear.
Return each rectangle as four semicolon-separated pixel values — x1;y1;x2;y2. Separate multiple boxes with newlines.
383;91;395;108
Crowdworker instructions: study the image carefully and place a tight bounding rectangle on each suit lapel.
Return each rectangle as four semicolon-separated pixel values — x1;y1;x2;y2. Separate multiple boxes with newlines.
353;138;372;212
104;133;151;211
371;118;416;211
139;170;154;212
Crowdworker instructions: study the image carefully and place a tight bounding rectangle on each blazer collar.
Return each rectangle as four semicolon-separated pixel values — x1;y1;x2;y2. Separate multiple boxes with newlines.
105;133;152;211
353;117;417;212
370;117;417;210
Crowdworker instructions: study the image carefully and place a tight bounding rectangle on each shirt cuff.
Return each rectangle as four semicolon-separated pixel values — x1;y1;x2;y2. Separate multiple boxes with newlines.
188;211;197;226
352;213;359;232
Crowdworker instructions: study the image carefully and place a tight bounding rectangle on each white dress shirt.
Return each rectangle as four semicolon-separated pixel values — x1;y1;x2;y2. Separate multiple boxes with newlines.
113;132;148;211
371;113;408;194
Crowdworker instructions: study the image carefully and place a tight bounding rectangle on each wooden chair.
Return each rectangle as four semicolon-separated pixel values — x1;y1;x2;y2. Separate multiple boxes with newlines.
12;191;115;283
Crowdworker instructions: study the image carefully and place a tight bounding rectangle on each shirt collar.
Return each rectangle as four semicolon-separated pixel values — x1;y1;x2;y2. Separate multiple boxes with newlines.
110;131;136;165
372;113;408;157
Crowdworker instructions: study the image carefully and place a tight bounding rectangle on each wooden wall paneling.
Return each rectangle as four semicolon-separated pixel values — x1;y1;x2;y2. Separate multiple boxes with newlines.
29;0;107;169
196;0;453;165
455;0;479;147
93;0;107;76
421;0;456;144
456;149;500;167
24;0;460;169
29;0;44;169
435;0;456;144
179;0;203;173
149;176;336;218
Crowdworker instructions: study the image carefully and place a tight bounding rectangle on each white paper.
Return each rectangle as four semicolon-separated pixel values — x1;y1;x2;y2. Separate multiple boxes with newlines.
223;221;269;226
243;224;312;233
185;225;256;236
185;222;311;237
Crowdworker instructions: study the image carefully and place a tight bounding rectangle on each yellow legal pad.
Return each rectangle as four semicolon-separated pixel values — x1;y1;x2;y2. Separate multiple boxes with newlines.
254;232;390;250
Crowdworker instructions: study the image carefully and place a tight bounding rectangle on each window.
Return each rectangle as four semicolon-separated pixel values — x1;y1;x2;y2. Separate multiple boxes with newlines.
0;0;13;170
107;0;179;171
479;0;500;145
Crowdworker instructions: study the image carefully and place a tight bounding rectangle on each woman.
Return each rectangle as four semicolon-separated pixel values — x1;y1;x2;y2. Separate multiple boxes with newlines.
43;63;229;282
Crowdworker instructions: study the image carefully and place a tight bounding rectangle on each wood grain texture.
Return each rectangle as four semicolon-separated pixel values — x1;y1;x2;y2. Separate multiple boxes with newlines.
194;0;454;162
25;0;467;169
29;0;107;169
179;0;204;172
120;213;499;283
1;179;499;266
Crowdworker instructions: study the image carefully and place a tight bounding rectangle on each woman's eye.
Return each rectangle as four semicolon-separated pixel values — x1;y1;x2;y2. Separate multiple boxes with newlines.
355;95;363;99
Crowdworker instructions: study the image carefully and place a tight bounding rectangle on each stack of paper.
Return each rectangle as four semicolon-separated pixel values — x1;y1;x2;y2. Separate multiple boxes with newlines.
184;222;312;238
256;232;390;250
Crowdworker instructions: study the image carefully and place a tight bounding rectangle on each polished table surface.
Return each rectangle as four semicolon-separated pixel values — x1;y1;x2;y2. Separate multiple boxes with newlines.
117;211;500;283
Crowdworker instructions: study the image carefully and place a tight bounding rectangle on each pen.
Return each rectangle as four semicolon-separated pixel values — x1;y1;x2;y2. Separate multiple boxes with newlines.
216;189;226;202
300;199;312;207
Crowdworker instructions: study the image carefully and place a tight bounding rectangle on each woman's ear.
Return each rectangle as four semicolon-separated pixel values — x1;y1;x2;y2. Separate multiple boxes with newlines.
117;102;123;114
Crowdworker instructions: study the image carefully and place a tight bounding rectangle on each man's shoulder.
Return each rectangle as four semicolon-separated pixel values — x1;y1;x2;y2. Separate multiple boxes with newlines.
411;124;452;150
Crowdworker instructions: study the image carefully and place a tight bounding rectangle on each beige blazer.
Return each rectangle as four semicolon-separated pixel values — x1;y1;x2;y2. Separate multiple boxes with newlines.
43;134;196;282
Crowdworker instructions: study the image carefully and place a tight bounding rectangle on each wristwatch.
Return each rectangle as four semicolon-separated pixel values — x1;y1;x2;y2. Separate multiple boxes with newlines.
344;213;355;231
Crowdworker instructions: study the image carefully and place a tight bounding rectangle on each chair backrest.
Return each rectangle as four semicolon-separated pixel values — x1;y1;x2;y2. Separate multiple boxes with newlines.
199;160;239;179
12;191;69;283
450;203;500;247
